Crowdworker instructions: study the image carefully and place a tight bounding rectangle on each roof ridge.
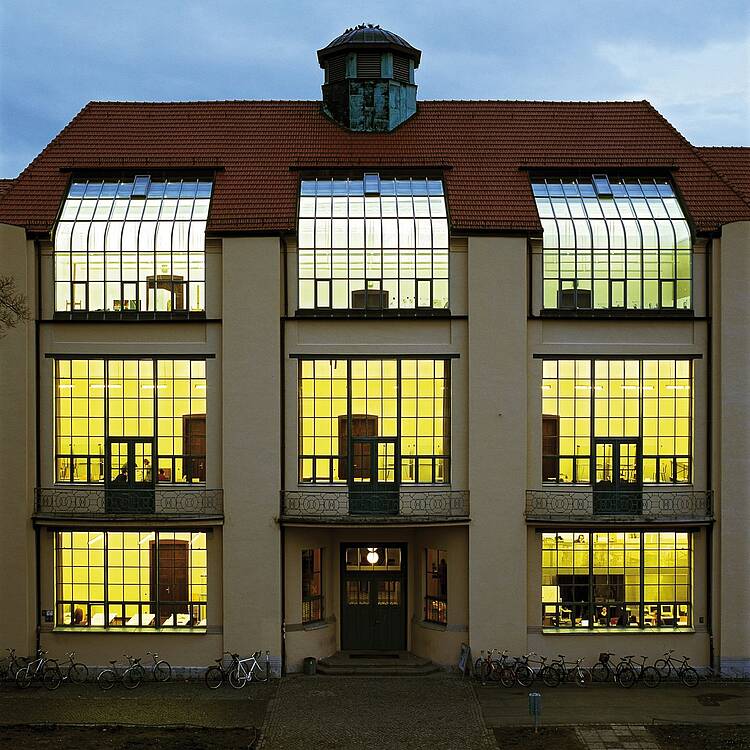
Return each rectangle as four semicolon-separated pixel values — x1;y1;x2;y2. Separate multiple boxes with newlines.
641;101;750;210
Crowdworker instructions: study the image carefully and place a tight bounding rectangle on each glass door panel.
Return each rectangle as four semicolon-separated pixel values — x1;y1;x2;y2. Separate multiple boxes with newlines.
105;437;154;513
349;438;399;514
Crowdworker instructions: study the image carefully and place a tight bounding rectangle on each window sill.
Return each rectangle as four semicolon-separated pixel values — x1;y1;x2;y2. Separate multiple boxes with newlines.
294;308;452;319
542;627;695;635
52;311;207;322
420;620;447;631
52;627;208;634
537;308;694;318
302;620;329;631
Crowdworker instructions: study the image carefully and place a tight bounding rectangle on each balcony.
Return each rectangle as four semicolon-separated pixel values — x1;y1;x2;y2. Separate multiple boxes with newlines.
525;488;713;525
281;489;470;523
34;487;223;523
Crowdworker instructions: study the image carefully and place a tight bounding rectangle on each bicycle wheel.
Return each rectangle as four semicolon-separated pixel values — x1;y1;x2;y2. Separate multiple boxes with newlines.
515;664;533;688
653;658;670;679
205;666;224;689
541;665;560;687
15;666;31;689
550;663;566;684
499;665;516;688
251;661;268;684
642;666;661;688
43;665;62;691
473;658;485;681
591;662;611;683
153;660;171;682
228;667;246;689
487;661;503;683
122;667;142;690
97;669;116;691
68;662;88;684
680;666;699;688
574;667;592;687
618;665;636;688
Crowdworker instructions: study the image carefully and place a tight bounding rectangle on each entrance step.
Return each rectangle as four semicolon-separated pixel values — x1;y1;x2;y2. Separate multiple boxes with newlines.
316;651;441;676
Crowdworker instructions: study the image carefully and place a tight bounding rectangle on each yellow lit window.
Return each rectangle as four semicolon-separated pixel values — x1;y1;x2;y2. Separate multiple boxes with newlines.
55;530;207;628
541;530;691;629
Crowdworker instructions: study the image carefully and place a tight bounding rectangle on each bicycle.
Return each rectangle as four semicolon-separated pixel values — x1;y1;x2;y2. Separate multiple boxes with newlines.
591;652;620;683
549;655;592;687
616;655;660;688
513;652;560;688
0;649;27;681
15;649;62;690
653;649;699;687
205;652;238;689
474;649;514;687
473;649;500;684
61;651;88;684
97;654;144;690
146;651;172;682
228;651;269;689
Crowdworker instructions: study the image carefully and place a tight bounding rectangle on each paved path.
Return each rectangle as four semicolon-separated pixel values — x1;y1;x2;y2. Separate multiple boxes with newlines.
576;725;660;750
476;681;750;727
260;674;495;749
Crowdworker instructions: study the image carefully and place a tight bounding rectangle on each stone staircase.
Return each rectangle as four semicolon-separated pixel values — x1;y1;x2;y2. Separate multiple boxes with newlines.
316;651;441;676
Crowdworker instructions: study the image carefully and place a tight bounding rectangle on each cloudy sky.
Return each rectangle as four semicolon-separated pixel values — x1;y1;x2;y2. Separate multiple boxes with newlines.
1;0;748;177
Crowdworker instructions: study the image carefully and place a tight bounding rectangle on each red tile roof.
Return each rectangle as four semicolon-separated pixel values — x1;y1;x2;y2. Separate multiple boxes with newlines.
0;100;748;236
697;147;750;207
0;178;15;198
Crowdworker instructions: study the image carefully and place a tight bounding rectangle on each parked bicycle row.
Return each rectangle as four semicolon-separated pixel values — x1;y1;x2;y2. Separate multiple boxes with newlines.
1;647;271;690
0;648;172;690
473;649;700;688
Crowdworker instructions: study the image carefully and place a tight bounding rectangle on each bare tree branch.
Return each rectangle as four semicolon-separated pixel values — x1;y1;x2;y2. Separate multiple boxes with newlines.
0;275;30;337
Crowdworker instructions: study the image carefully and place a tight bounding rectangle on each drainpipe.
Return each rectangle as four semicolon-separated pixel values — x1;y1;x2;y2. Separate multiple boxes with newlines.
279;233;289;674
33;238;43;654
705;237;715;670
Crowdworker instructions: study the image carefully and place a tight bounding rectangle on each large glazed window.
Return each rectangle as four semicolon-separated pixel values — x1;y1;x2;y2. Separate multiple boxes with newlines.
298;359;450;483
541;531;692;630
55;359;206;483
54;178;211;313
55;530;207;629
534;177;691;310
542;359;692;484
297;177;449;310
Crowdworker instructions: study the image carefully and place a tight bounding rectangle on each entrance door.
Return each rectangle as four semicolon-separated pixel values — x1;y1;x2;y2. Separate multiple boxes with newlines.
593;439;642;514
349;438;399;514
105;437;155;512
341;545;406;651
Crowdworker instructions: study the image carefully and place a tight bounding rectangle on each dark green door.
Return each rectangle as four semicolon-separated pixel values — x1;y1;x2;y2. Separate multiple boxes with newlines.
349;438;399;514
593;439;642;514
341;545;406;651
105;437;155;513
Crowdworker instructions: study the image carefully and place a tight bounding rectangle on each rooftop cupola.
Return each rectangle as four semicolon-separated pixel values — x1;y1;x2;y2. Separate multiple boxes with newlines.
317;24;421;132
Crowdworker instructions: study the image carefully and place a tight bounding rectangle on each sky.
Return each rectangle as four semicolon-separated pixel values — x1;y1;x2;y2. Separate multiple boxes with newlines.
0;0;748;178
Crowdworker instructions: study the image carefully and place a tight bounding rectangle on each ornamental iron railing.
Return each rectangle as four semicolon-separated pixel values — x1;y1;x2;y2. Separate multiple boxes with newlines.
281;489;469;521
525;488;713;523
35;487;223;518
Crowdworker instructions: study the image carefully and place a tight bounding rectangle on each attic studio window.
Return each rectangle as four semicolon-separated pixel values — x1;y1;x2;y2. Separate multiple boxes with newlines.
54;177;212;314
533;177;692;311
297;176;449;311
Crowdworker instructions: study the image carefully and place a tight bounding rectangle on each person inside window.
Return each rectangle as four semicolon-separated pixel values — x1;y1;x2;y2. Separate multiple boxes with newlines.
113;464;128;485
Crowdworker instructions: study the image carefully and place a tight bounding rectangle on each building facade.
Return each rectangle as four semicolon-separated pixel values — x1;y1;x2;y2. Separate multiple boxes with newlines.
0;26;748;674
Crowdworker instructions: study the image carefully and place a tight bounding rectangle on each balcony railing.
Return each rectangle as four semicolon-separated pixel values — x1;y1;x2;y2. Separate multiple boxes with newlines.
35;487;223;520
281;489;470;522
525;488;713;524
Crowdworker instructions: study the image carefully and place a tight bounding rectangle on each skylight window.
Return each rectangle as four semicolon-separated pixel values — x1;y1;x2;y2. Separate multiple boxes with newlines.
132;175;151;197
364;173;381;195
592;174;612;197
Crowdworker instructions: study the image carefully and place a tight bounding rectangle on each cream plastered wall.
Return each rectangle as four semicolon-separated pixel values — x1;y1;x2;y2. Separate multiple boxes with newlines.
0;224;37;655
714;222;750;673
38;527;223;667
283;525;468;670
525;526;710;666
221;236;282;657
467;236;529;654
